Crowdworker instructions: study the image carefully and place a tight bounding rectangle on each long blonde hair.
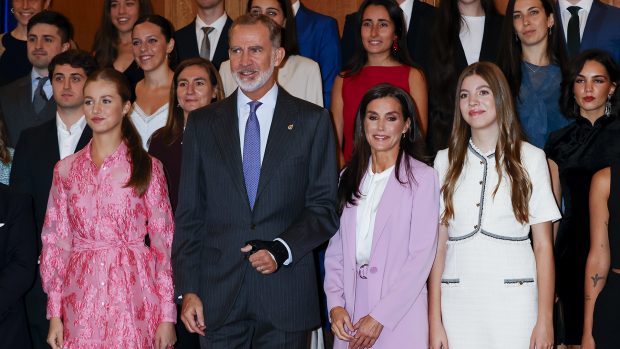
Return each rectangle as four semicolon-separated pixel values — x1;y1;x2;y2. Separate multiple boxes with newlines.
440;62;532;224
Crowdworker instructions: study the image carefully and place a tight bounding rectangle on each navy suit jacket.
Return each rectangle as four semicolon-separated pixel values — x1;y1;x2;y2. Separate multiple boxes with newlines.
340;0;436;73
174;16;233;70
0;184;36;349
555;0;620;64
172;87;339;331
10;118;91;248
295;3;341;108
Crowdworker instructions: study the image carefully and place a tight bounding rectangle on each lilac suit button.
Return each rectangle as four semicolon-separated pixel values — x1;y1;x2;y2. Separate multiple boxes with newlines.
370;267;378;274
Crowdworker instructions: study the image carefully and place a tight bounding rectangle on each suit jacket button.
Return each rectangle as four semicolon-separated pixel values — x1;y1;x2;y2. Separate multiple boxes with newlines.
250;224;256;230
370;267;377;274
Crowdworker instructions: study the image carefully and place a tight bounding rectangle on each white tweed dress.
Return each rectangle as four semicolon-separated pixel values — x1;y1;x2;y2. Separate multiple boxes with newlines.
434;141;561;349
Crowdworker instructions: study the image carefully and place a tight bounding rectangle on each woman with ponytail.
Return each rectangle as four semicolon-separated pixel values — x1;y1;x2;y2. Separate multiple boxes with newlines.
40;68;176;349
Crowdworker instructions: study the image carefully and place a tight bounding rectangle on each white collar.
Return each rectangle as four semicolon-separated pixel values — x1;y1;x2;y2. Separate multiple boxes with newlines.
558;0;593;14
56;113;87;133
237;83;279;112
292;0;301;16
399;0;414;29
195;12;228;31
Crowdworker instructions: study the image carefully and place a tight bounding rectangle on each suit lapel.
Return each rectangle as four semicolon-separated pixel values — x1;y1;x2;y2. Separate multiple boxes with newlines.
212;17;232;68
342;201;358;267
212;93;247;200
43;120;61;162
16;77;34;115
581;1;604;51
370;166;402;258
255;89;298;201
76;126;92;152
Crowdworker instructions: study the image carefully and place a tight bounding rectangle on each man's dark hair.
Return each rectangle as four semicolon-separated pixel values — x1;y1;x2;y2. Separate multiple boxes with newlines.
27;11;74;43
49;50;99;77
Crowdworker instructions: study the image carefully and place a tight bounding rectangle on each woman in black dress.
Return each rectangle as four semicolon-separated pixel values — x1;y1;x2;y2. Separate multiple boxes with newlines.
545;49;620;348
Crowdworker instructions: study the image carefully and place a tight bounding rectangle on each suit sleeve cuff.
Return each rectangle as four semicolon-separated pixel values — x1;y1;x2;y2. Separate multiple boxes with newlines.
274;238;292;265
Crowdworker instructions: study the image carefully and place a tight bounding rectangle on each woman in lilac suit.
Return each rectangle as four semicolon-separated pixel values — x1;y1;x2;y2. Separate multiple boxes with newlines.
324;83;439;349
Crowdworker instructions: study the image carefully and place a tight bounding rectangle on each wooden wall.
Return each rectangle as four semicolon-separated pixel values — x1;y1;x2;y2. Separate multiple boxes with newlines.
50;0;620;51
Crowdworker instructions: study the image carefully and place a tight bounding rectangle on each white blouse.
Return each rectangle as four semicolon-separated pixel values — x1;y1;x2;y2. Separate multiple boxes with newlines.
460;15;486;66
434;140;561;241
219;55;324;107
129;103;169;150
355;163;395;264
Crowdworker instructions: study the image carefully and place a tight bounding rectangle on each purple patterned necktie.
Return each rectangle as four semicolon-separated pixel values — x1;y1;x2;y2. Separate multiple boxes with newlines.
243;100;262;209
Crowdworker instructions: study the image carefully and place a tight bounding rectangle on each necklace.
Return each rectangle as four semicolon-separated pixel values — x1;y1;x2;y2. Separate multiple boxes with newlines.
524;61;542;74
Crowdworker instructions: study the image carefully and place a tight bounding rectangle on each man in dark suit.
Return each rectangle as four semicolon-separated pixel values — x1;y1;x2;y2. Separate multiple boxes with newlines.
0;11;72;147
9;49;96;349
175;0;233;70
0;184;37;349
292;0;341;108
172;14;339;349
555;0;620;64
340;0;436;72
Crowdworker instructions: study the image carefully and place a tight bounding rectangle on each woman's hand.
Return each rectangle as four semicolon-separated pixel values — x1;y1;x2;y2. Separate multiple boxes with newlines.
155;322;176;349
581;334;596;349
429;320;449;349
47;317;64;349
330;306;355;342
349;315;383;349
529;320;553;349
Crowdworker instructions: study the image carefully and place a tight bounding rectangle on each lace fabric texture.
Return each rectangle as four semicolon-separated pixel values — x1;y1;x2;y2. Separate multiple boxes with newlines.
40;141;176;348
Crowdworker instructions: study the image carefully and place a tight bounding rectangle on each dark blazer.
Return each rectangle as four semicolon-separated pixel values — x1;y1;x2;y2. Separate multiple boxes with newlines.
174;16;233;70
10;118;91;245
148;132;183;213
340;1;437;72
172;87;339;331
555;0;620;63
0;74;56;147
0;184;36;349
295;3;341;108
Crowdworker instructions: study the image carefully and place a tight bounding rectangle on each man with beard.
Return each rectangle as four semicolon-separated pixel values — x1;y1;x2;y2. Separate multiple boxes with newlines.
175;0;232;70
172;14;339;349
0;11;72;147
10;49;96;349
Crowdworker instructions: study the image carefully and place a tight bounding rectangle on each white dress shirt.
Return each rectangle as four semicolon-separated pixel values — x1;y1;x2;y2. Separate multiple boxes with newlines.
292;0;300;15
460;15;486;65
237;84;293;265
355;161;394;265
129;103;169;150
558;0;593;41
194;13;228;61
31;70;52;101
56;113;87;160
400;0;414;31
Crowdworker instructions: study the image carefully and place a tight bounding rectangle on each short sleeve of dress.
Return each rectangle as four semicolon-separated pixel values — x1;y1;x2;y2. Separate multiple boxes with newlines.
525;144;562;225
433;149;449;222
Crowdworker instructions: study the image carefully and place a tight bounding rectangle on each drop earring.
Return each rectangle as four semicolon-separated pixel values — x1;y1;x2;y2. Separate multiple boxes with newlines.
605;95;612;117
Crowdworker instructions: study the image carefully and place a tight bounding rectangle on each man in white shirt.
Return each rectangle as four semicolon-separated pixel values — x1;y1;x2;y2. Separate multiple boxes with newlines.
175;0;233;70
9;49;96;349
555;0;620;63
173;13;338;349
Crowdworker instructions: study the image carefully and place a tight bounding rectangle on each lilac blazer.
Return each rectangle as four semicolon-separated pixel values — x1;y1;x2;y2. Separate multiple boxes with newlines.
324;157;439;348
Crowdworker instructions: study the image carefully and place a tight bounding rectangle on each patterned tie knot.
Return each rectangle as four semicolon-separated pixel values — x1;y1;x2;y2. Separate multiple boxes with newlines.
248;100;263;114
567;6;581;16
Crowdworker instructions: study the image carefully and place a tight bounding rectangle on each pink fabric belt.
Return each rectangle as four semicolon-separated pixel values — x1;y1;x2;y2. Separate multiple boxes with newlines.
72;235;145;252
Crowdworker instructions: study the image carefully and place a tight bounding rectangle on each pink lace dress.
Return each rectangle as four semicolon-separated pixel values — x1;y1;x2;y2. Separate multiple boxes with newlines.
40;141;176;348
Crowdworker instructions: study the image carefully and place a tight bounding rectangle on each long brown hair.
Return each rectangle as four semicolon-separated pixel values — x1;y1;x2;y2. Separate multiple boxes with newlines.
86;68;152;196
440;62;532;224
92;0;154;68
154;57;224;146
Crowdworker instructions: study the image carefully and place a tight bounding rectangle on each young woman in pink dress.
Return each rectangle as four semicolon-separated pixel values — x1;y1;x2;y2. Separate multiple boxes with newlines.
41;68;176;349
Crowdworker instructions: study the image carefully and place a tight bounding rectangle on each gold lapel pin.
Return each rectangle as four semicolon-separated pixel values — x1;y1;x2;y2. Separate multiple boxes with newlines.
288;124;294;130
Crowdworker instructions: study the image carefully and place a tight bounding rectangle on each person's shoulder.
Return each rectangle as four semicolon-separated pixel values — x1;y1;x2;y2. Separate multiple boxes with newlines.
0;74;27;95
278;87;326;115
175;20;196;37
288;54;320;69
414;0;436;13
299;5;338;24
434;148;449;165
520;141;548;166
0;183;30;211
408;156;436;175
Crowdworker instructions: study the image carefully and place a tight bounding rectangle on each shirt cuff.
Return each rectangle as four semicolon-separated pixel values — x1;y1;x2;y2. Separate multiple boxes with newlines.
274;238;292;265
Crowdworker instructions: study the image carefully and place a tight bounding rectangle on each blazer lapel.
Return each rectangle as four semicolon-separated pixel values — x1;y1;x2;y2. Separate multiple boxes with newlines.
44;120;61;162
342;202;358;267
76;126;92;152
370;166;402;256
581;1;604;51
255;89;298;201
212;94;247;200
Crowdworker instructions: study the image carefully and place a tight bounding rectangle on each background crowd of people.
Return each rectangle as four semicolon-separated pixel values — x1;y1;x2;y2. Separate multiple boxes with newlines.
0;0;620;348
